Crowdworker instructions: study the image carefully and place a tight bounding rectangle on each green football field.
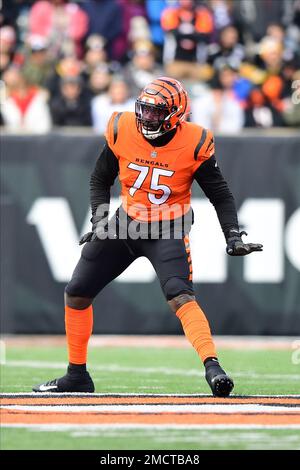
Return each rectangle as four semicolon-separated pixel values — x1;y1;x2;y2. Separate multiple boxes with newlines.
1;341;300;450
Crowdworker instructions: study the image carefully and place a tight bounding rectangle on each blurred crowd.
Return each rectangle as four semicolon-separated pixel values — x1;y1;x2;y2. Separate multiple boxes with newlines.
0;0;299;134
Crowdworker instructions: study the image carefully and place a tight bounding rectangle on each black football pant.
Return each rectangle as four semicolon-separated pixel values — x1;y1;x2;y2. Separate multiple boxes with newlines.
65;237;194;301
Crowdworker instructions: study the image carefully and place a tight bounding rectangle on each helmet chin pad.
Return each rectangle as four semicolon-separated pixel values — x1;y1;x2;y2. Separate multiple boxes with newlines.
141;125;165;139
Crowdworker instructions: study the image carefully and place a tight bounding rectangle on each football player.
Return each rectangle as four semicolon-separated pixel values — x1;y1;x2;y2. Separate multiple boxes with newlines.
33;77;263;396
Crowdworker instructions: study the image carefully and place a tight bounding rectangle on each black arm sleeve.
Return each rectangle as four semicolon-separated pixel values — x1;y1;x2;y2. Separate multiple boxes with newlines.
193;156;239;240
90;141;119;217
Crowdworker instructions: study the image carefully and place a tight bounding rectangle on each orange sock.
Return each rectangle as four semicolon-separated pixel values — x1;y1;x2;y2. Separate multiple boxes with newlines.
176;300;217;363
65;305;93;365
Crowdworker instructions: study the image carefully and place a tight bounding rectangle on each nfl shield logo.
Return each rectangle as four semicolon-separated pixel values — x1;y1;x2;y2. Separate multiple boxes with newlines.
151;150;157;158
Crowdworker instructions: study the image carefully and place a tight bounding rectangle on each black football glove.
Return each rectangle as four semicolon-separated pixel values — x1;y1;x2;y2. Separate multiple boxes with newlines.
79;231;97;245
226;229;263;256
79;216;103;245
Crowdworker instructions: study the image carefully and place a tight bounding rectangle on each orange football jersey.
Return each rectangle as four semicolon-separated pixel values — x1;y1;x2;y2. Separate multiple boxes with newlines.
105;111;215;222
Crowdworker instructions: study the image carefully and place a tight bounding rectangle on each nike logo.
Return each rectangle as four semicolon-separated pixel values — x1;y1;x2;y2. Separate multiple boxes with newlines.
39;384;58;391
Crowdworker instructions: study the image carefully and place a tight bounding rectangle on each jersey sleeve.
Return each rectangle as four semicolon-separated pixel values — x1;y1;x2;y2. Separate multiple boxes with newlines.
195;128;215;160
104;111;123;155
193;128;215;172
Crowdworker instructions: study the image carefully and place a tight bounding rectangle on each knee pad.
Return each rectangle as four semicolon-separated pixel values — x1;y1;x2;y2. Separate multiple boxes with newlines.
65;278;91;299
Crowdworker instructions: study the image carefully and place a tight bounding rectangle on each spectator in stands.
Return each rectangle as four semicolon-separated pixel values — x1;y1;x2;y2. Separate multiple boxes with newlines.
1;65;51;133
240;37;288;113
0;50;11;76
208;0;233;32
281;59;300;99
265;24;300;91
2;0;298;131
0;25;17;74
266;23;297;63
289;0;300;51
127;10;151;45
261;74;285;113
249;37;295;114
28;0;89;58
88;64;112;97
0;25;17;56
83;35;108;77
0;1;34;32
124;39;163;96
80;0;123;60
207;25;245;72
258;37;286;74
191;65;244;133
145;0;167;61
50;75;92;127
282;70;300;127
46;55;83;98
244;87;285;128
91;76;135;134
22;35;54;88
161;0;214;80
232;0;290;43
116;0;149;62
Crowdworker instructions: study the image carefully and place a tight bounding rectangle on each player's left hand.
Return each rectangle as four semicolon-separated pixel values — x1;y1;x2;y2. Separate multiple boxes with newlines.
226;230;263;256
79;216;103;245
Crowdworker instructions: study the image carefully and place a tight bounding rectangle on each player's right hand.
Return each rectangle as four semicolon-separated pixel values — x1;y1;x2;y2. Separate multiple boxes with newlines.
79;231;97;245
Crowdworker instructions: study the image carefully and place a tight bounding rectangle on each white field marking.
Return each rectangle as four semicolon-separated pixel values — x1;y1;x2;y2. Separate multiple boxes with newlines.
1;335;298;350
0;340;6;365
2;404;300;413
1;423;300;431
1;392;300;398
2;360;300;381
148;432;300;446
69;431;300;446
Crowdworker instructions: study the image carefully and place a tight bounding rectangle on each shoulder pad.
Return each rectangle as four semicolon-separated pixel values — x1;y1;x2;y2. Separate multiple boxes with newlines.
105;112;123;148
194;128;215;161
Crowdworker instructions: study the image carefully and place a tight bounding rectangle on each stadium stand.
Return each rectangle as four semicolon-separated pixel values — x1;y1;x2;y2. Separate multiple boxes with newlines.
0;0;299;133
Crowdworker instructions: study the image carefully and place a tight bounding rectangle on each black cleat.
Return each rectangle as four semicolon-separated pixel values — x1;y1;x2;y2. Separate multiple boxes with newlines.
32;367;95;393
205;360;234;398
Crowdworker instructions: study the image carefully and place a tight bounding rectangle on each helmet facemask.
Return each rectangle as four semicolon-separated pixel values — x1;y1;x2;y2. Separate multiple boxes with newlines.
135;100;178;140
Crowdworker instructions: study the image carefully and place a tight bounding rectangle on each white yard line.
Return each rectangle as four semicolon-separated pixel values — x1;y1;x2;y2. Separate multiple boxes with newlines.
2;360;300;381
1;335;299;350
2;423;300;431
2;404;300;413
2;392;300;398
